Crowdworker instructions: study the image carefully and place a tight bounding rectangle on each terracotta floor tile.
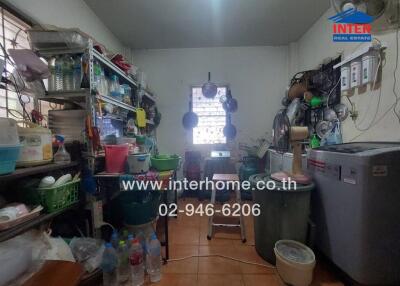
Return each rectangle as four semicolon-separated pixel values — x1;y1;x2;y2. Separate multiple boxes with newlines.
199;215;245;246
163;245;199;274
199;245;238;256
198;274;244;286
198;256;242;274
144;274;197;286
234;245;275;274
311;262;345;286
161;198;343;286
169;225;200;245
242;274;281;286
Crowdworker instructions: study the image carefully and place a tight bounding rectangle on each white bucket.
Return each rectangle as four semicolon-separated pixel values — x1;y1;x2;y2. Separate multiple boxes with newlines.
274;240;316;286
17;121;53;167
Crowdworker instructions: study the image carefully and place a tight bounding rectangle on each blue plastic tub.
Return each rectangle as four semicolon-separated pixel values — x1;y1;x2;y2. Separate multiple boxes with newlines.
0;145;21;175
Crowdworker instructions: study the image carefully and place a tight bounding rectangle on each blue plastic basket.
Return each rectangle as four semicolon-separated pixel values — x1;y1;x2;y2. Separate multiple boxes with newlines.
0;145;21;175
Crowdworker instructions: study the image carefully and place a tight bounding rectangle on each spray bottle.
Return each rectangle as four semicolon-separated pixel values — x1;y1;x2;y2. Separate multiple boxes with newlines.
54;135;71;164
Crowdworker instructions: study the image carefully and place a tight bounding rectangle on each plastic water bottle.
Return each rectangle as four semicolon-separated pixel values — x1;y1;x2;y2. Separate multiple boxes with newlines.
55;56;63;90
110;75;121;101
93;60;102;91
101;243;119;286
127;234;134;247
99;68;109;96
129;238;144;286
111;231;119;249
146;233;162;282
117;241;130;284
47;56;56;91
62;55;74;91
72;55;82;90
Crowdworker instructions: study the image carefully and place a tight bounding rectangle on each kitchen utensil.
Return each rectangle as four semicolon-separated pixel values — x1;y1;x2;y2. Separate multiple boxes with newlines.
288;82;307;100
323;107;338;122
53;174;72;188
334;103;349;121
286;98;301;125
128;153;150;174
316;120;333;139
39;176;55;188
222;89;238;113
202;72;218;98
182;99;198;129
223;114;237;140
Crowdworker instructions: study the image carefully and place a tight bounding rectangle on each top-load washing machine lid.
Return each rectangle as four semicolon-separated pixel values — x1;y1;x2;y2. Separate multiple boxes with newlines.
314;142;400;154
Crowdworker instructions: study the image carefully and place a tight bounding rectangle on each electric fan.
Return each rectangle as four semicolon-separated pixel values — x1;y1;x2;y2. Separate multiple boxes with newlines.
271;109;311;184
331;0;399;31
331;0;386;18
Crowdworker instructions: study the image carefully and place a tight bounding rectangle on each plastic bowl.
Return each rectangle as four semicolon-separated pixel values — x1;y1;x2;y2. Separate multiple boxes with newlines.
274;240;316;286
150;154;181;171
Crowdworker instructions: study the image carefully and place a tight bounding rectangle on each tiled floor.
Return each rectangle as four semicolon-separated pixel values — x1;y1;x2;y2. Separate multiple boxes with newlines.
148;198;344;286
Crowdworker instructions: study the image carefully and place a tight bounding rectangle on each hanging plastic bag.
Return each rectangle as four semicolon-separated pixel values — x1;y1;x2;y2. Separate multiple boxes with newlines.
321;120;342;146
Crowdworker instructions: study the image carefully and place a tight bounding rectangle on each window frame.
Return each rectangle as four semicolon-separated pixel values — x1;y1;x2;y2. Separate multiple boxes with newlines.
0;5;56;123
190;84;229;145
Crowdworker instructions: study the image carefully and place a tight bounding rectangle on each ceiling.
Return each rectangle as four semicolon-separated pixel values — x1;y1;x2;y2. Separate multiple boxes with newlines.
84;0;330;49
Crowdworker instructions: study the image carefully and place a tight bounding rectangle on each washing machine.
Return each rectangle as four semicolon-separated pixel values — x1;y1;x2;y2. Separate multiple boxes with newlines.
308;142;400;285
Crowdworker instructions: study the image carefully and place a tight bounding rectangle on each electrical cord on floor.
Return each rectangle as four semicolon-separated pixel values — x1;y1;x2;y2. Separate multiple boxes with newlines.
167;254;276;269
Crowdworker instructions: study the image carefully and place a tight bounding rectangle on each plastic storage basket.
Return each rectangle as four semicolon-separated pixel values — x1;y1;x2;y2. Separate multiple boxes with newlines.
23;180;80;213
0;145;21;175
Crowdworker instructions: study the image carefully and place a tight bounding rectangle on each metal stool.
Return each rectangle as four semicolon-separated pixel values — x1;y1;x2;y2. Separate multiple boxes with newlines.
207;174;246;242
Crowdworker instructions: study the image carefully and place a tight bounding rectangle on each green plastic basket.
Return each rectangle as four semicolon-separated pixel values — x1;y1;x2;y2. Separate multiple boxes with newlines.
23;180;80;213
150;154;181;171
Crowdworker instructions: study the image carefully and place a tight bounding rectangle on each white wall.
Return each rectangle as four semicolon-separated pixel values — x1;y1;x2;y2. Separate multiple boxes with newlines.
296;7;400;142
5;0;128;56
133;46;288;157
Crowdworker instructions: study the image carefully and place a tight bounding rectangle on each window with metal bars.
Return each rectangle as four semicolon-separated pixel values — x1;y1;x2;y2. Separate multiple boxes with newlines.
191;86;227;145
0;6;52;122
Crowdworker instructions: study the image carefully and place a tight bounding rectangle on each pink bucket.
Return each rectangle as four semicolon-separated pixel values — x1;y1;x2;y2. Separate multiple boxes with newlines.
105;144;129;173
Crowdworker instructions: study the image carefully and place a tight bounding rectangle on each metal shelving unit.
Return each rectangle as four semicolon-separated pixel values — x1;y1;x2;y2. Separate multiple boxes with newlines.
0;203;80;243
34;39;158;238
0;162;79;182
95;94;136;112
92;49;138;87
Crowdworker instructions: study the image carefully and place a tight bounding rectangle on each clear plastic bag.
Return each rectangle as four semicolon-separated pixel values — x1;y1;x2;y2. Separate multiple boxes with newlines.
69;237;104;272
